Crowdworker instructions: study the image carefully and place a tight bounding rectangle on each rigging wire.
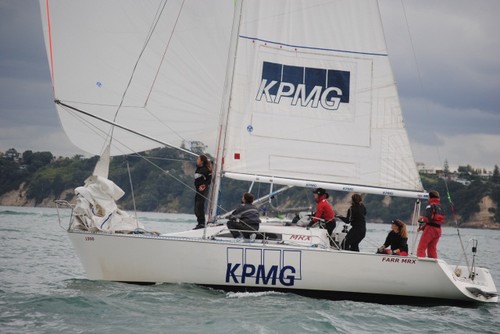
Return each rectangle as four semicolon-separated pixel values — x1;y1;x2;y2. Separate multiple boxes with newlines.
104;0;188;150
112;0;171;123
409;199;421;255
399;0;471;268
56;100;230;218
56;101;196;157
58;104;226;215
126;160;139;227
443;167;471;272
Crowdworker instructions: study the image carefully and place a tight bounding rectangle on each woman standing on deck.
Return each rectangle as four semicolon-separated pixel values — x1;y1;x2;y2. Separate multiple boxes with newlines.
340;193;367;251
193;154;212;230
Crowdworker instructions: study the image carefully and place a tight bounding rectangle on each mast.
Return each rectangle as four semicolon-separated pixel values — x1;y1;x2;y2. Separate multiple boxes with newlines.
208;0;244;222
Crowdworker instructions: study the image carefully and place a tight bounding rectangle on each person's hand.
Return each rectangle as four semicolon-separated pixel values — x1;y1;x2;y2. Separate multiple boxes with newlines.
198;184;206;192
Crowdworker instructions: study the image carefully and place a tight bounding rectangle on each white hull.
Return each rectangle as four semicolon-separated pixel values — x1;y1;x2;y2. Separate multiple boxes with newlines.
67;224;497;305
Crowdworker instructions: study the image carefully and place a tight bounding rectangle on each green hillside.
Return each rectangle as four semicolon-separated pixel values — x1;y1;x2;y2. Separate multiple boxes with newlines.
1;147;499;228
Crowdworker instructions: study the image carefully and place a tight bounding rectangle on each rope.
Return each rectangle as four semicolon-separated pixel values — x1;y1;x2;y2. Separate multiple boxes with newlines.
126;160;139;228
399;1;471;272
409;200;421;256
444;180;471;272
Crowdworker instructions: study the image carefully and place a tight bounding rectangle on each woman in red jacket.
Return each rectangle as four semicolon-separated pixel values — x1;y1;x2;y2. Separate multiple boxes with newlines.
417;190;445;258
308;188;336;238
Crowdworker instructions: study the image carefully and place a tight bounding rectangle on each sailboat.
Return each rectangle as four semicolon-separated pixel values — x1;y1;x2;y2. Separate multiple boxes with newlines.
40;0;497;304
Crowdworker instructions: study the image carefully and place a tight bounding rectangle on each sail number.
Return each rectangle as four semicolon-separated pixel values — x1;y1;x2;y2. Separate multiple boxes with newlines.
85;236;95;241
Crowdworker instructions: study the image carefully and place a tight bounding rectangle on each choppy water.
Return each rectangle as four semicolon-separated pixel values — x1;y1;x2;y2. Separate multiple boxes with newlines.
1;206;499;333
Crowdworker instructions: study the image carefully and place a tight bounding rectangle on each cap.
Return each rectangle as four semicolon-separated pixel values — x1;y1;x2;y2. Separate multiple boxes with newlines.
313;188;329;198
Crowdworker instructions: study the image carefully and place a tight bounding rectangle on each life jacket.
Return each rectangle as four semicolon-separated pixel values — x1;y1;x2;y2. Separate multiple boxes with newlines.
427;199;445;227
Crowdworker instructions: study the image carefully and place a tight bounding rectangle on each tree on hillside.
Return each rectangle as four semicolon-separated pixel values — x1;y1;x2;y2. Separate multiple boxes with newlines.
24;151;54;173
5;148;19;161
443;159;450;175
492;165;500;184
22;150;33;164
190;141;207;155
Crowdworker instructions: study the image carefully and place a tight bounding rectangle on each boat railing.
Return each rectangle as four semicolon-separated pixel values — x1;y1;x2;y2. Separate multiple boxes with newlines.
213;226;330;248
54;200;75;231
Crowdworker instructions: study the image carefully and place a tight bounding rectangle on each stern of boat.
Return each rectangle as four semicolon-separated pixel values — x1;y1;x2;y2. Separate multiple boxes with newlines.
446;264;498;303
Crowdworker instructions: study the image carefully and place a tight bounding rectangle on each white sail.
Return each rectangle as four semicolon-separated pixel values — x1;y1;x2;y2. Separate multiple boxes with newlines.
221;0;424;195
40;0;234;156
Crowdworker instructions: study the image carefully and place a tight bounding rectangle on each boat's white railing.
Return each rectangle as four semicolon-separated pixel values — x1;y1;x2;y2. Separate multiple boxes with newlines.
54;200;75;231
213;225;332;249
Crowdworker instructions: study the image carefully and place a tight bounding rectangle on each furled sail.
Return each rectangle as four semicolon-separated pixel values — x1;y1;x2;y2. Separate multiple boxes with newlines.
221;0;425;196
39;0;235;156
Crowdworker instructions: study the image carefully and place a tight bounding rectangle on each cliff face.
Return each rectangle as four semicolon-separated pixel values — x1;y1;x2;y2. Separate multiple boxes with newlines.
0;183;73;208
460;195;499;229
0;183;34;207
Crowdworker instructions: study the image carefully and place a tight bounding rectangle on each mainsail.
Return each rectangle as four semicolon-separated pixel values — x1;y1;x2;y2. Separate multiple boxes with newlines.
220;1;425;198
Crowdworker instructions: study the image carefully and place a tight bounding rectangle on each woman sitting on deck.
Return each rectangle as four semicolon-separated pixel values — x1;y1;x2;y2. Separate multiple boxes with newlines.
377;219;408;256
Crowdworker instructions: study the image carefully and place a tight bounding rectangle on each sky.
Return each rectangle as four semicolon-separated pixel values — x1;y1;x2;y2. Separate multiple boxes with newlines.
0;0;499;171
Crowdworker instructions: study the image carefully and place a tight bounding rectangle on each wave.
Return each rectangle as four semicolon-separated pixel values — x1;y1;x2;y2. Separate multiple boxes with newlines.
0;210;38;216
225;290;286;299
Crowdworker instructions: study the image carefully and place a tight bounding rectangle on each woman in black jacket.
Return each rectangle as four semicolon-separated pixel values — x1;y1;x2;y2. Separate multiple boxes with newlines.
193;154;212;230
378;219;408;256
341;193;367;251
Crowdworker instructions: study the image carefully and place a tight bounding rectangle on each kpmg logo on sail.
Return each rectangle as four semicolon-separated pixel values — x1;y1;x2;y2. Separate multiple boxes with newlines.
256;61;350;110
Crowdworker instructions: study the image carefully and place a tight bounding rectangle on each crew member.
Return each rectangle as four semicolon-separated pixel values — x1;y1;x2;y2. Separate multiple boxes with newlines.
417;190;445;258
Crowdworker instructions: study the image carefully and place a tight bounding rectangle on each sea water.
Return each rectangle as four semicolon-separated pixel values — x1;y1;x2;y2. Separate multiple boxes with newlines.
0;206;499;334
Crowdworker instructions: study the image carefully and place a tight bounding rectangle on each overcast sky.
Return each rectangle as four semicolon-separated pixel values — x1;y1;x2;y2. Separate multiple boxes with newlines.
1;0;499;171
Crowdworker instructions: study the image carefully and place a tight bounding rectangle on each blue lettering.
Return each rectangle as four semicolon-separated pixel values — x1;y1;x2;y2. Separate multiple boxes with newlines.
279;265;296;286
226;263;240;283
256;265;279;285
225;263;296;286
241;264;256;283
